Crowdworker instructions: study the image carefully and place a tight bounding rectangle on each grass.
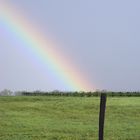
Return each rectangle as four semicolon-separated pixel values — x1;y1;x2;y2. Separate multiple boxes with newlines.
0;96;139;140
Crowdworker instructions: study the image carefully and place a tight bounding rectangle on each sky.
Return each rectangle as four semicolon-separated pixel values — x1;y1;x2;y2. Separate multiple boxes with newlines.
0;0;140;91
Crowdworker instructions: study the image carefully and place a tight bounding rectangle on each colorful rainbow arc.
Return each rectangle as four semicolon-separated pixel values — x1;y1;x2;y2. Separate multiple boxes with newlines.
0;2;95;91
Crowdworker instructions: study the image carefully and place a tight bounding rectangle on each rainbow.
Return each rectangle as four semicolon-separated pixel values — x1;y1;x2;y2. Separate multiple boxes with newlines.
0;1;94;91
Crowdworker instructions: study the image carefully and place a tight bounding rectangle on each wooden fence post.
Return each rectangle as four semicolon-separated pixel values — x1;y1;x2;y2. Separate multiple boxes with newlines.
99;93;107;140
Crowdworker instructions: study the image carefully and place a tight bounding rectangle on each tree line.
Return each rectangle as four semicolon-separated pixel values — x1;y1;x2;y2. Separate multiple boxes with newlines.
0;89;140;97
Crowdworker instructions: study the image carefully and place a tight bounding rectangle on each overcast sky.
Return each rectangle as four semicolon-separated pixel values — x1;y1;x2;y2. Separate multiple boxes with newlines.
0;0;140;91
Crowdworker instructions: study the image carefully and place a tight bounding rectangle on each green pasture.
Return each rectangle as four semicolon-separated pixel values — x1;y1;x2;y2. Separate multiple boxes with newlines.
0;96;139;140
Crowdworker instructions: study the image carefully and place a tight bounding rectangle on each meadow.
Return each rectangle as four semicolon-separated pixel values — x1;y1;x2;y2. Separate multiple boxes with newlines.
0;96;139;140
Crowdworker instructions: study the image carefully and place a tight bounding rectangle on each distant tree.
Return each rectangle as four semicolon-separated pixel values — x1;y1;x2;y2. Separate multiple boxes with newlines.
14;91;22;96
0;89;13;96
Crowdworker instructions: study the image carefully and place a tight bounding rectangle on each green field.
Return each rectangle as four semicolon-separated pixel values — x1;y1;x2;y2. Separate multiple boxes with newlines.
0;96;139;140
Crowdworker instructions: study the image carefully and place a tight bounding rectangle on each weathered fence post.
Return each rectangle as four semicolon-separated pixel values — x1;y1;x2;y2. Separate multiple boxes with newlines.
99;93;107;140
